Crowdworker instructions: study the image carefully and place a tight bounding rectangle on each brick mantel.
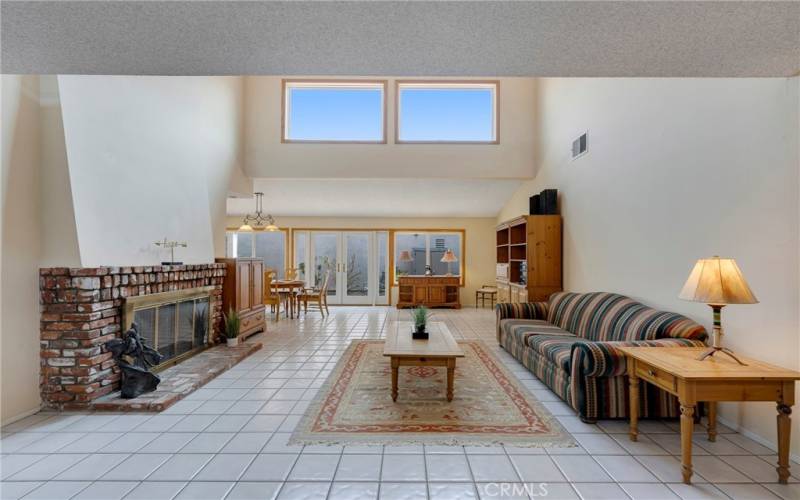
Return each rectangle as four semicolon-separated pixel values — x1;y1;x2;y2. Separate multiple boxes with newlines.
39;264;226;410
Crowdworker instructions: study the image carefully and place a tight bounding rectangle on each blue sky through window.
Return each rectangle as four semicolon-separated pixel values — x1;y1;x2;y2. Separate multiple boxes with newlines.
399;86;495;142
286;86;384;141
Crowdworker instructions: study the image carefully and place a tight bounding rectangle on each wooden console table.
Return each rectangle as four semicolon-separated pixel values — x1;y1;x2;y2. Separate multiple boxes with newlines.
619;346;800;484
397;276;460;309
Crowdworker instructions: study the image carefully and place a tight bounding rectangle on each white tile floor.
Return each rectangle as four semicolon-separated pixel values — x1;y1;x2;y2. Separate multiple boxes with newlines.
1;307;798;500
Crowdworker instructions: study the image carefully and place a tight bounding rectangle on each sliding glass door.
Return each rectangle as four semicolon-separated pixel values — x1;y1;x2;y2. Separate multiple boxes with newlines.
342;232;370;304
294;230;389;305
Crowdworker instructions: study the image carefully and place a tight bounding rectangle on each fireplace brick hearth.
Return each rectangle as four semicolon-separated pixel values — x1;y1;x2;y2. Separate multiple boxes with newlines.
39;264;227;410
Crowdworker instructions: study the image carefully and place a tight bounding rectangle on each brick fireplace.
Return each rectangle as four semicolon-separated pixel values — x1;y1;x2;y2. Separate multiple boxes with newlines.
39;264;226;410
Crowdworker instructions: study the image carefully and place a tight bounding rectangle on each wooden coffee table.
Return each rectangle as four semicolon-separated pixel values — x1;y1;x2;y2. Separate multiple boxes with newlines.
619;346;800;484
383;322;465;402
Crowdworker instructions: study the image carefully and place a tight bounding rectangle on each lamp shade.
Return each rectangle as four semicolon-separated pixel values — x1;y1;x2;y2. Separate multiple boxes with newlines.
440;249;458;263
679;256;758;305
398;250;413;262
238;223;254;232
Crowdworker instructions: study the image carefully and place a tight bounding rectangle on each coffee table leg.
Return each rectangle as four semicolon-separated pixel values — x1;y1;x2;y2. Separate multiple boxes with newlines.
446;358;455;402
391;358;399;402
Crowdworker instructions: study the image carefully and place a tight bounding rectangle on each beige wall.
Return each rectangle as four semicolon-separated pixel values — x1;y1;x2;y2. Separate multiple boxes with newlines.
244;77;536;179
499;77;800;455
226;216;497;306
1;75;42;423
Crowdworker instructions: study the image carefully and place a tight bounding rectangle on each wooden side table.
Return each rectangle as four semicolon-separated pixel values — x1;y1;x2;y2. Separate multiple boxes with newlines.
619;346;800;484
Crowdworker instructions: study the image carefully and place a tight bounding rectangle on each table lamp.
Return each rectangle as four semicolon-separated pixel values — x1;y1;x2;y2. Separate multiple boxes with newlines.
398;250;413;276
679;256;758;365
440;249;458;276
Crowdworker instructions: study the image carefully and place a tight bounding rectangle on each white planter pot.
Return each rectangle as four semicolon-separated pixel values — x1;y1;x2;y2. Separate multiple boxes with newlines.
226;337;239;347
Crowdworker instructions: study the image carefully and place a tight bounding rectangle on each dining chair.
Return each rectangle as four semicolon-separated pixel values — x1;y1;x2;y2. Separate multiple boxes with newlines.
298;270;331;317
263;270;281;321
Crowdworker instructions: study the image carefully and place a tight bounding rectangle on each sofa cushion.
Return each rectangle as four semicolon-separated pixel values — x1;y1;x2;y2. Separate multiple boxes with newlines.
546;292;707;342
500;319;576;347
526;335;580;372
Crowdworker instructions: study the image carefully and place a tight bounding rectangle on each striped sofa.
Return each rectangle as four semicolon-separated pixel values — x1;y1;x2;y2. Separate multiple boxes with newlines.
496;292;708;422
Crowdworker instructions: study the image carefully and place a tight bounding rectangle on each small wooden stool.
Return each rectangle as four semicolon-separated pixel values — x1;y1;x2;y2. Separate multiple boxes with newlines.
476;285;498;308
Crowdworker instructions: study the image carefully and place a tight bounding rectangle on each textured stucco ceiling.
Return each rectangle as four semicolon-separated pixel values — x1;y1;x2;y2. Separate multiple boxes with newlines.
2;1;798;77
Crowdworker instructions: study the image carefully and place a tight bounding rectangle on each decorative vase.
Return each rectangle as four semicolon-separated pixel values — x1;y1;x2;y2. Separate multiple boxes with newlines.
226;337;239;347
412;325;429;340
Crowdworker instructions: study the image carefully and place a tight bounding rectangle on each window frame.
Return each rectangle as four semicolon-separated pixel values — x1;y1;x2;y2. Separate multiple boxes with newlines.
225;227;290;275
281;79;388;144
394;80;500;145
390;229;465;286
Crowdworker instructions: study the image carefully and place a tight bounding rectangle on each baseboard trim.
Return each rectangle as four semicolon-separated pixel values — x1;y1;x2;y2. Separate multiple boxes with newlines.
1;405;42;427
716;414;800;464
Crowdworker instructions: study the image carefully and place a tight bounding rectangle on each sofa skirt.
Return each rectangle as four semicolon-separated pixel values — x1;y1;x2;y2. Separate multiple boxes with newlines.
500;333;683;420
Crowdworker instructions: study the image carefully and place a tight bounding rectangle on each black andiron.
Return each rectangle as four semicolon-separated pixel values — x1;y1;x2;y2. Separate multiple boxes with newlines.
105;323;164;398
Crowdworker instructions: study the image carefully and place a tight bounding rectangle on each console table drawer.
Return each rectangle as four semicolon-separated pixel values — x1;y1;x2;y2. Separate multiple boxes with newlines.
636;363;677;392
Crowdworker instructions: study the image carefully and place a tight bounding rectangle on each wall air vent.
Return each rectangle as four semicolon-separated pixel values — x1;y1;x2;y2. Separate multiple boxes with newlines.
572;132;588;160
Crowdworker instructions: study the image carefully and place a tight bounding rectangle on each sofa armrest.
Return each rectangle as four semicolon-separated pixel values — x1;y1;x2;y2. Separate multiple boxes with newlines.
571;338;707;378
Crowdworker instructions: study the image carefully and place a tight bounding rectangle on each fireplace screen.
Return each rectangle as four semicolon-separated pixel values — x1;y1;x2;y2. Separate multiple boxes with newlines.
123;286;213;370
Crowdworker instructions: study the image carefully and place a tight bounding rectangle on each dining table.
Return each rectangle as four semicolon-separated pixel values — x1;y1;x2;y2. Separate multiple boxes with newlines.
270;279;306;319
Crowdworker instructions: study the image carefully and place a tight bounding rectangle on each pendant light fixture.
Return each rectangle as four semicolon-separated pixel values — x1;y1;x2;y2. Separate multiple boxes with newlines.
239;192;279;232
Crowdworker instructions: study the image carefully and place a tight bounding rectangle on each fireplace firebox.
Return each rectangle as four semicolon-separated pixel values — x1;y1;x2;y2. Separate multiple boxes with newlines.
123;286;214;370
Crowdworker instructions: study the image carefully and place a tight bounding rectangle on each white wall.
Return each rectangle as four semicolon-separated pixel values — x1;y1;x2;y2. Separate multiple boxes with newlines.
1;75;42;423
244;77;536;179
57;76;245;266
39;76;80;267
499;77;800;454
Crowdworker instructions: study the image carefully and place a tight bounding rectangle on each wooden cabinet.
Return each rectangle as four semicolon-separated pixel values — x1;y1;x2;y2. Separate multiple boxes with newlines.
397;276;460;309
496;215;562;303
497;284;510;303
216;258;266;339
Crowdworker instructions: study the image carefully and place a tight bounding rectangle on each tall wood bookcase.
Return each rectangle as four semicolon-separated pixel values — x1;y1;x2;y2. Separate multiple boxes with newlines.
496;215;562;303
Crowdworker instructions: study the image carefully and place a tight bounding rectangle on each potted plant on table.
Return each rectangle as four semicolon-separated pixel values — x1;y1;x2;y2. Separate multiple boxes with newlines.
411;306;430;340
223;308;241;347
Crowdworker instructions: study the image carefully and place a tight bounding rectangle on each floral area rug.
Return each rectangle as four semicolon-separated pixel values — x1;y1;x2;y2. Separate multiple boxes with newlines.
291;340;575;448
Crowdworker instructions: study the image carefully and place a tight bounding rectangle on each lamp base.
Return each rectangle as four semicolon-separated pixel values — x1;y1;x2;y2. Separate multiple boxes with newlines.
696;346;747;366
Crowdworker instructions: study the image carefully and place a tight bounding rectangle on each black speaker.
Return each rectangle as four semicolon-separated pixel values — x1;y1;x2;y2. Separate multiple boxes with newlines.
540;189;558;215
529;195;541;215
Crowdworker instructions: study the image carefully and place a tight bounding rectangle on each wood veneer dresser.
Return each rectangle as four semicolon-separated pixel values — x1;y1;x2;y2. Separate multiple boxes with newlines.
216;258;266;338
397;276;461;309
